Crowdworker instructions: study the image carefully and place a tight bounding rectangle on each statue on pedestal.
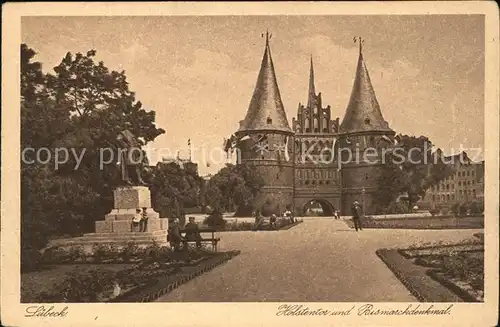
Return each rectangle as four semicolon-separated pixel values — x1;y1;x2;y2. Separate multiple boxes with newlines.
116;129;147;186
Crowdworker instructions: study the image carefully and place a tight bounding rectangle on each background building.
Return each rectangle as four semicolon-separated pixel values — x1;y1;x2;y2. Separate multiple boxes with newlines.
422;151;485;208
160;155;198;172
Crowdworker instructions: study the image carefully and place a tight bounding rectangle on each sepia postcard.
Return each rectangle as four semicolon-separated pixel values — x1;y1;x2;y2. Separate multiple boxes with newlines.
1;2;499;327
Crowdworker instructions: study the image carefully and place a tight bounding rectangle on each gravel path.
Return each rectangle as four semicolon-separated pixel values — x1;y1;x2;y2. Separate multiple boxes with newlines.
156;218;481;302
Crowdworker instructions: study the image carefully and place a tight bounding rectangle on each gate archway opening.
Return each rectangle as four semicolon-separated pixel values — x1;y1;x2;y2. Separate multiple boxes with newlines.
302;199;335;217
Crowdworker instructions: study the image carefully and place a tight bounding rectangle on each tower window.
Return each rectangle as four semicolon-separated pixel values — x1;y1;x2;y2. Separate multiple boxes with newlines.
364;118;371;125
267;117;272;125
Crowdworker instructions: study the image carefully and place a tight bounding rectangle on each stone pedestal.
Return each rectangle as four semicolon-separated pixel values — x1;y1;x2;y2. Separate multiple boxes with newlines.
48;186;169;250
94;186;168;235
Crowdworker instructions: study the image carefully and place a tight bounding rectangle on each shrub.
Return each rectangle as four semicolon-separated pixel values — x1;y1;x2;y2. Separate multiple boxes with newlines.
458;202;469;216
469;201;484;215
260;199;282;216
385;202;409;214
441;252;484;292
429;204;441;216
91;243;113;262
68;246;87;262
224;221;254;231
42;246;71;264
450;202;460;216
440;206;450;215
119;242;140;262
203;211;226;229
38;268;116;302
141;241;185;264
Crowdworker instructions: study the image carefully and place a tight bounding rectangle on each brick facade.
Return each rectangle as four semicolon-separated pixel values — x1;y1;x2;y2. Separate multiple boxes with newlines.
231;36;394;216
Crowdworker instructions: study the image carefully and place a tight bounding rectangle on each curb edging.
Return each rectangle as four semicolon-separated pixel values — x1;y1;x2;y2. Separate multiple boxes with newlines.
375;249;428;302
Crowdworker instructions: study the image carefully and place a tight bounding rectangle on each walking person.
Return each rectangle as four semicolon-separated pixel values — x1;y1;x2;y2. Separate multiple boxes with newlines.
351;201;363;232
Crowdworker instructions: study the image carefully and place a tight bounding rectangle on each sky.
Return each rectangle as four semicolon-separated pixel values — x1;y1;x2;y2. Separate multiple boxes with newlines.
22;15;485;175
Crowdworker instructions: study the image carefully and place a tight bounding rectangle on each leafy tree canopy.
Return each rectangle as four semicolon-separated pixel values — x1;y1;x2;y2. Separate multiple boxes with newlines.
21;44;165;271
374;134;452;213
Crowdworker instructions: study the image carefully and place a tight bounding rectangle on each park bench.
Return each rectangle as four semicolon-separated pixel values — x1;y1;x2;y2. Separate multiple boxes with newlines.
179;227;221;252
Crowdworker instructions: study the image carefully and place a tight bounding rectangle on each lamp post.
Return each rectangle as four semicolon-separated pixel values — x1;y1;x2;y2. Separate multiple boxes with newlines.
362;187;366;215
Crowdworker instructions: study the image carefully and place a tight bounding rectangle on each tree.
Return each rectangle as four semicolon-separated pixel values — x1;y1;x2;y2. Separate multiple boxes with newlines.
205;164;264;216
21;44;84;270
374;134;451;212
20;44;165;270
46;48;165;230
149;162;204;219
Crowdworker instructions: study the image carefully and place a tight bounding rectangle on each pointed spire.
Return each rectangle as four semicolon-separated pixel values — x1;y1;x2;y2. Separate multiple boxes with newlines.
237;31;292;134
307;55;316;108
339;37;392;134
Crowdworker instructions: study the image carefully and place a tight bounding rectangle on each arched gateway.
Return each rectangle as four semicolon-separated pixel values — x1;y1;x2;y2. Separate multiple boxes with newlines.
301;199;336;216
226;33;395;216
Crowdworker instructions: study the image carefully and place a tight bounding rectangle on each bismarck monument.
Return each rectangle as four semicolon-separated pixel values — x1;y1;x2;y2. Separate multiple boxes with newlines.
49;129;169;250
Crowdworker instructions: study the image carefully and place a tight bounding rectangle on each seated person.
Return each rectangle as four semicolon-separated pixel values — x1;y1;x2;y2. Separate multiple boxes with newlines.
168;218;182;250
269;214;277;229
253;211;264;231
184;216;202;249
284;209;294;223
131;208;142;232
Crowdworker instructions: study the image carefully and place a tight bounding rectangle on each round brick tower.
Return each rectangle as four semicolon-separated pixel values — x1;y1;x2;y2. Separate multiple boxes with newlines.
338;38;395;215
233;31;294;214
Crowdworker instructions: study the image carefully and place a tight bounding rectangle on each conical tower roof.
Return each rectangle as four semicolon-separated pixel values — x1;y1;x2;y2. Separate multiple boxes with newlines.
237;32;292;134
339;38;392;134
307;56;316;108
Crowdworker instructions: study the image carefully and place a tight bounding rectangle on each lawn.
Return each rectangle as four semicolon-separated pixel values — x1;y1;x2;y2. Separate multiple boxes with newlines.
345;215;483;229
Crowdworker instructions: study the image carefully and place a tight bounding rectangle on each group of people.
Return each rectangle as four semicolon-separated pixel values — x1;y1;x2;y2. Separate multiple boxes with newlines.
167;216;203;250
131;207;149;232
254;207;295;231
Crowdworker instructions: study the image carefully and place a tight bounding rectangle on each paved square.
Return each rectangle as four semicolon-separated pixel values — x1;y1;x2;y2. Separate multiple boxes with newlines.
156;218;481;302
